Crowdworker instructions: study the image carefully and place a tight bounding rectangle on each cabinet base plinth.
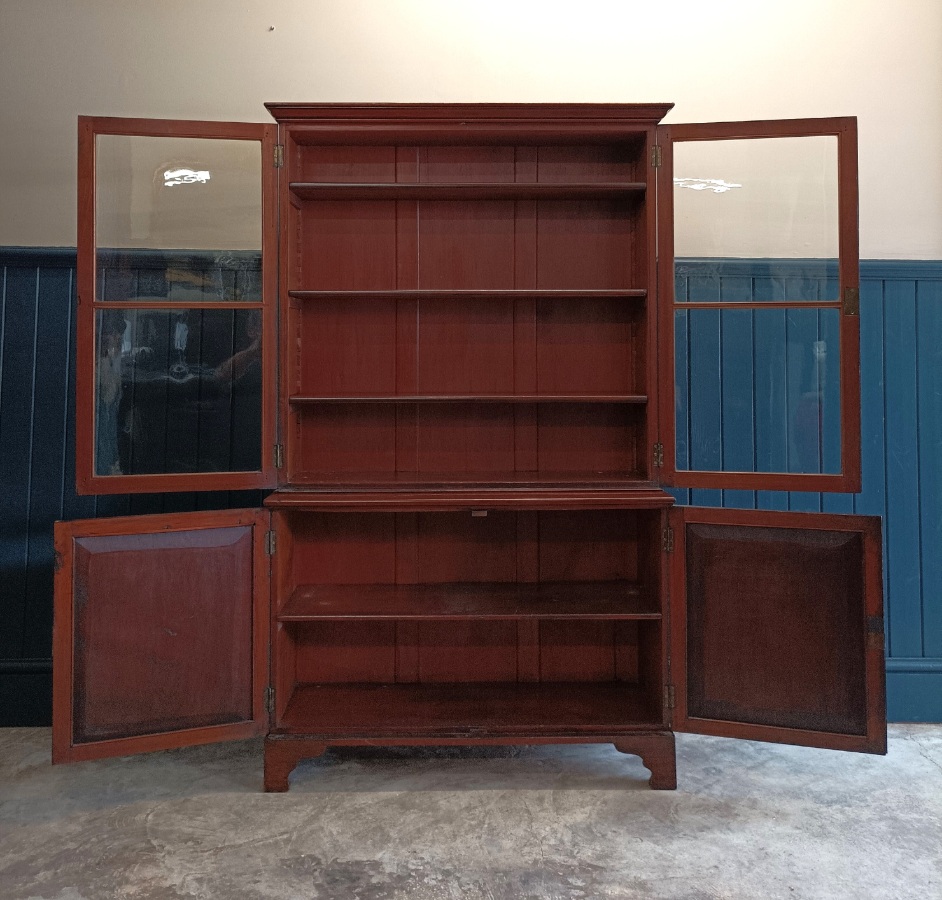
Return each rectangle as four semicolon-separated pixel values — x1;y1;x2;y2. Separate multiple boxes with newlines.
263;732;677;792
264;737;326;792
614;731;677;789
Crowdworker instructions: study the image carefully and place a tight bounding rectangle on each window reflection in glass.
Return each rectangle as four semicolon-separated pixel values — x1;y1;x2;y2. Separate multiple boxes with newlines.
96;135;262;303
674;136;839;302
674;307;841;475
94;308;262;476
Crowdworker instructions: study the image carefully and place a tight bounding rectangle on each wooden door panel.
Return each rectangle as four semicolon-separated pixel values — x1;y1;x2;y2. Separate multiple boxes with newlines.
53;509;268;763
671;507;885;753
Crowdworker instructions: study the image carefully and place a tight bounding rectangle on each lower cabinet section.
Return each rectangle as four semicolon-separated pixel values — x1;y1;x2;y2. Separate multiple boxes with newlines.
265;503;672;790
52;502;885;789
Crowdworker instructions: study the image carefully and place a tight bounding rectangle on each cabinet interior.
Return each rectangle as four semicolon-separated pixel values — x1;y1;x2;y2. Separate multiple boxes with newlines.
271;508;664;735
282;138;651;487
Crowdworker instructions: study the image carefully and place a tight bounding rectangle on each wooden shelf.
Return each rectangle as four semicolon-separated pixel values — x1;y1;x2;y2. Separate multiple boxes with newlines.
279;580;659;622
289;182;646;201
284;471;651;490
288;289;647;301
274;682;659;737
289;393;648;405
265;485;674;511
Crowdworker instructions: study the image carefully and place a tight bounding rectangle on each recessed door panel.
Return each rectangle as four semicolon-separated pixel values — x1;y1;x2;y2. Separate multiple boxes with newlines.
671;506;885;753
53;508;268;763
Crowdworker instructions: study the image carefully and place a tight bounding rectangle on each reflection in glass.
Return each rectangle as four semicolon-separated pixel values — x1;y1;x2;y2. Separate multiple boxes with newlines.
95;308;262;476
675;307;841;474
674;136;839;302
96;135;262;302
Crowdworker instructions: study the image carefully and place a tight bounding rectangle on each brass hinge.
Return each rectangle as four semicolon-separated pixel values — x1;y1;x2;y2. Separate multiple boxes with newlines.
651;145;662;168
53;550;63;573
653;442;664;468
843;287;860;316
265;686;275;714
663;525;674;554
273;443;284;469
664;684;676;710
266;530;277;556
274;144;284;168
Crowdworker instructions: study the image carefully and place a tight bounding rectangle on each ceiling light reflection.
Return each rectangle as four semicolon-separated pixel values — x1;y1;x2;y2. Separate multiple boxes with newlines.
674;177;742;193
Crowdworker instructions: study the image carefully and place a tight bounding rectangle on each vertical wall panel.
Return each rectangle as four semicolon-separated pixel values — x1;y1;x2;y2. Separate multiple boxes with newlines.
3;250;942;723
916;280;942;658
882;280;922;659
674;258;942;721
0;249;263;726
0;265;39;660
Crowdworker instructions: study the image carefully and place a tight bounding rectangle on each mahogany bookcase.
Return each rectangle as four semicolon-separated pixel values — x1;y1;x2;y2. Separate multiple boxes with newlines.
53;105;885;791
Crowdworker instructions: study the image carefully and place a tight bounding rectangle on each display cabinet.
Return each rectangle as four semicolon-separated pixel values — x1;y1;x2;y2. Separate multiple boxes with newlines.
53;105;885;791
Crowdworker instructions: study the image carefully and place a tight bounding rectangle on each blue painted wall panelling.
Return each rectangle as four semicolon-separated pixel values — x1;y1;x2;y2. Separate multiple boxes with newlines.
0;248;262;726
1;249;940;723
673;259;942;722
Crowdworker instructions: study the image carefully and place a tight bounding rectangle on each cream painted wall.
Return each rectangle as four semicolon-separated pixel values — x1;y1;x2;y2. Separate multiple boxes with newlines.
0;0;938;257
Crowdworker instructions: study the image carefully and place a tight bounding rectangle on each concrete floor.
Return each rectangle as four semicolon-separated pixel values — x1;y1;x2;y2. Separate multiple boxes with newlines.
1;726;940;900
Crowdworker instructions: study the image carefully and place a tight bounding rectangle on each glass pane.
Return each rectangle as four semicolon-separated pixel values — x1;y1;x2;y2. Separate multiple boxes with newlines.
675;307;841;474
96;135;261;302
95;308;262;476
674;136;839;302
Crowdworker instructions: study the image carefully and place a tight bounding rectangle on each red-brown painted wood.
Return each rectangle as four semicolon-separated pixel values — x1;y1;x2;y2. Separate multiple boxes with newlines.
67;104;876;794
273;682;659;736
656;117;861;493
278;581;659;621
75;116;279;496
670;507;886;753
52;509;268;764
290;182;646;200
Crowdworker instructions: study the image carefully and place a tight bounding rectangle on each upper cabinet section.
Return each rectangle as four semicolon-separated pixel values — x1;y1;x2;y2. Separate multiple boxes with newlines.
268;104;672;490
657;118;861;493
76;118;278;494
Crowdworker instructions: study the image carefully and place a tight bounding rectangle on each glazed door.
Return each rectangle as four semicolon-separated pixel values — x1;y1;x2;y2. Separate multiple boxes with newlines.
657;118;861;492
669;506;885;753
52;509;270;763
76;117;279;494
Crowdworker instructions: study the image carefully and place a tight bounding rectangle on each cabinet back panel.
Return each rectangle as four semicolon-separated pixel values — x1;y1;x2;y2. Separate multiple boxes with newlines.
416;299;516;394
287;510;649;586
289;512;398;584
419;146;517;182
417;201;517;289
300;300;397;395
535;143;643;183
536;404;643;474
299;145;397;182
537;511;639;581
294;621;397;683
301;201;397;289
415;511;519;583
539;620;640;682
536;300;641;394
414;406;519;474
288;619;647;686
295;404;643;480
536;200;635;289
296;406;398;474
416;621;519;681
